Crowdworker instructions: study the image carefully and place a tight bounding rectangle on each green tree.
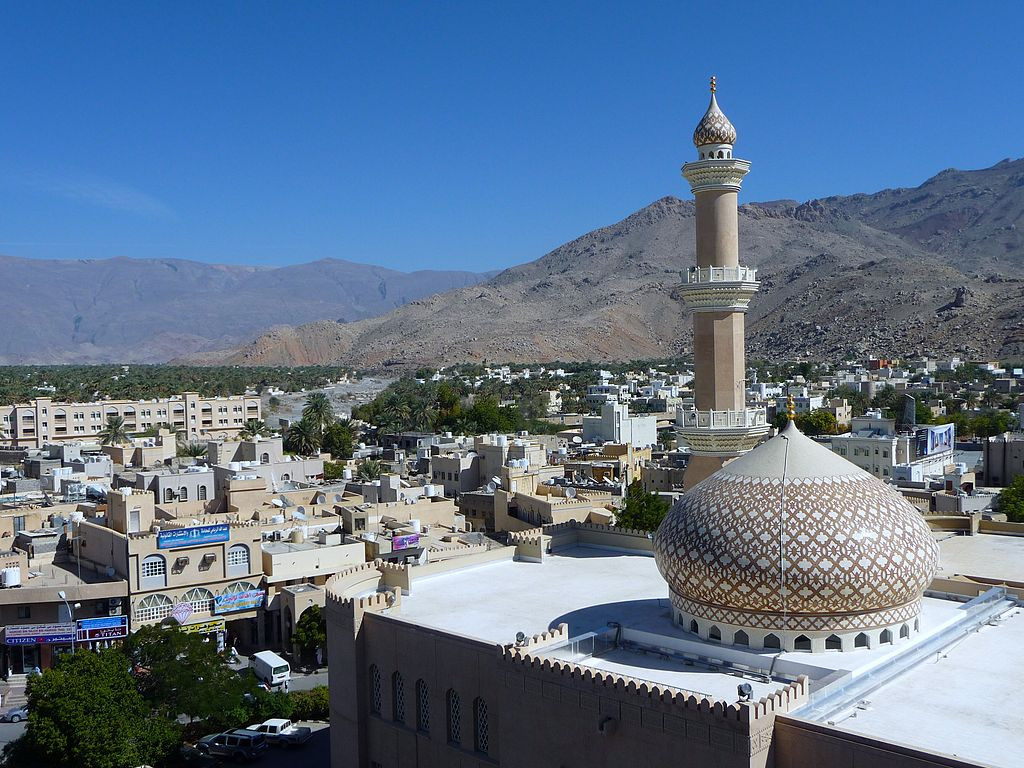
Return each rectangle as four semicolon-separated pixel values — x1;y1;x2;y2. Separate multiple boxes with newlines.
615;480;671;532
239;418;270;440
801;409;838;437
292;605;327;664
285;418;321;455
322;420;355;459
97;415;130;446
355;458;383;481
2;648;179;768
323;460;346;480
827;385;870;418
998;476;1024;523
302;391;335;438
123;624;254;725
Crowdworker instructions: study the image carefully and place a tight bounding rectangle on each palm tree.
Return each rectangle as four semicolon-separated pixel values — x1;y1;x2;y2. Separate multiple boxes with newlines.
963;389;978;409
177;441;208;459
239;419;270;440
98;415;130;446
302;392;335;437
355;458;383;482
285;418;321;456
409;401;437;432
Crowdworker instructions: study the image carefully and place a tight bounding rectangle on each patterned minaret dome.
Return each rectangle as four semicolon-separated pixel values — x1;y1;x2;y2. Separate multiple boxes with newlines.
692;75;737;148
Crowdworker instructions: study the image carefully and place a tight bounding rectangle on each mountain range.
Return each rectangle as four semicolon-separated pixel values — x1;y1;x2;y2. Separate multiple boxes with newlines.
186;157;1024;368
0;256;491;363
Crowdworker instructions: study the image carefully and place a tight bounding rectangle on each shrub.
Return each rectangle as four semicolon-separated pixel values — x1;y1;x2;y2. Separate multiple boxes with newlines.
290;686;329;721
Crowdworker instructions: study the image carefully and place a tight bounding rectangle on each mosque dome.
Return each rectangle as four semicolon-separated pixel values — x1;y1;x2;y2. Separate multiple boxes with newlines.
653;420;939;649
692;77;737;148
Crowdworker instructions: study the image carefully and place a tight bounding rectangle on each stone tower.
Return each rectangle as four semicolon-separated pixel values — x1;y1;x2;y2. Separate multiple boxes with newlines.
677;76;768;488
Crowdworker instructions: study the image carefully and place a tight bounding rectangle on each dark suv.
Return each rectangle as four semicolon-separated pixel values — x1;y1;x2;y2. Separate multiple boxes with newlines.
196;729;268;763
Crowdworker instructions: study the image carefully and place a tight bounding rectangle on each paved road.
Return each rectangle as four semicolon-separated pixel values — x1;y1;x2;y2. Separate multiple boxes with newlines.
0;721;25;751
257;723;329;767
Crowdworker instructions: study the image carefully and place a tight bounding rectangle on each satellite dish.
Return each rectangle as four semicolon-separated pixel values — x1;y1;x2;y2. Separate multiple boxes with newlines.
572;436;583;444
316;494;326;504
515;631;527;646
491;476;502;487
484;483;496;493
565;487;577;499
271;499;285;508
737;683;754;702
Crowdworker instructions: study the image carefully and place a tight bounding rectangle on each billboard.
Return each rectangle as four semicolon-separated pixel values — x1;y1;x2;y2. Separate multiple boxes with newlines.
76;616;128;642
5;622;76;645
917;423;955;457
180;618;226;635
214;589;265;614
157;523;230;550
392;533;420;552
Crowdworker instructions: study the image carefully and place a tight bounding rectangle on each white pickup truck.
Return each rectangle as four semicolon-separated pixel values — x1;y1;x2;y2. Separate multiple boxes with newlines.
247;718;313;747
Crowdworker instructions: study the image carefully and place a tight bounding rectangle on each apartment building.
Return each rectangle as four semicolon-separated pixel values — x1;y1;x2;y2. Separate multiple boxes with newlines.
831;412;955;480
0;393;261;449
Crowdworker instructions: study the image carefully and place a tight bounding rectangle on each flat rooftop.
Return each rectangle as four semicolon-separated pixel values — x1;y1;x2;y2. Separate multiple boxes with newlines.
935;532;1024;583
392;545;1023;766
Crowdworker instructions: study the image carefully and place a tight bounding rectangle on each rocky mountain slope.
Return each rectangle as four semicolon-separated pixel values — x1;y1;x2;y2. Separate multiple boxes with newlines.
199;157;1024;368
0;256;491;363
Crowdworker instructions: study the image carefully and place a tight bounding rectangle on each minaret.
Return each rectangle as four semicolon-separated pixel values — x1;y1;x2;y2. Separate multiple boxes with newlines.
677;76;768;488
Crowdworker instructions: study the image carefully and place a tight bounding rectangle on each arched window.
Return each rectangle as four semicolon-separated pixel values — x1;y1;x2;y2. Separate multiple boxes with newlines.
140;554;167;589
222;580;257;595
446;689;461;745
392;671;405;723
914;619;919;632
227;544;250;576
880;628;893;644
826;634;842;651
763;633;781;649
181;587;214;614
854;632;869;649
164;488;174;503
708;625;721;642
899;624;910;639
416;679;430;733
178;486;188;502
134;593;173;622
369;665;381;714
689;619;698;634
717;150;724;158
198;485;207;501
795;634;811;651
473;697;489;754
261;453;270;464
734;630;749;646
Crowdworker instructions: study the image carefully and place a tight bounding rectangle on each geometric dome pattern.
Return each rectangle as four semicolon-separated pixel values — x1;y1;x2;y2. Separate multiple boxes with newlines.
654;423;940;633
693;92;737;147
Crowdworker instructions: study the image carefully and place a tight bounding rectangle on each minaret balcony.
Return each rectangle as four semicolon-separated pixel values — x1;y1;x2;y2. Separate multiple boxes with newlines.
675;407;770;456
681;157;750;192
678;266;759;312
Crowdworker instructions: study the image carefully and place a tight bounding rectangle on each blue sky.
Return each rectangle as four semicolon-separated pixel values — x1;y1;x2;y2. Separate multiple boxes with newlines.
0;2;1021;272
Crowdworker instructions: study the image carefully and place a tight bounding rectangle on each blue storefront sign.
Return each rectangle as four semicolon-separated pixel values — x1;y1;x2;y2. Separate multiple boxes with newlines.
77;616;129;642
5;622;76;645
157;523;230;550
213;589;265;614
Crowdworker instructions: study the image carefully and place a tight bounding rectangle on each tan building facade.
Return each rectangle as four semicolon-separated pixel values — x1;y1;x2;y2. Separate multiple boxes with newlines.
0;392;261;449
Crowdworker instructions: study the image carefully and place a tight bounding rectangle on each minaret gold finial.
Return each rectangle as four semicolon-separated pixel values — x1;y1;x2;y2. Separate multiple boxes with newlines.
786;394;796;421
710;75;717;94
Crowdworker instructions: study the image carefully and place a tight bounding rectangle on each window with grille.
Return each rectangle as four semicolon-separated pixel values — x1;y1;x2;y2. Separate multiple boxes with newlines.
140;555;167;588
198;485;207;501
369;665;382;714
392;671;405;723
135;593;173;622
181;587;214;613
226;544;250;576
446;689;461;746
416;679;429;733
474;697;489;754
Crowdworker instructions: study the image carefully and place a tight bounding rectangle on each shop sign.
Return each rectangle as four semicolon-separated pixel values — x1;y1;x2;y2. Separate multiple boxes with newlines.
213;589;265;614
5;622;76;645
171;602;194;624
76;616;128;642
393;533;420;551
180;618;226;635
157;523;230;550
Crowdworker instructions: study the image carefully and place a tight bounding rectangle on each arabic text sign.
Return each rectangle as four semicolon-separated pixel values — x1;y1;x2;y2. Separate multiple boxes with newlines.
157;524;230;550
5;622;76;645
76;616;128;642
392;533;420;551
180;618;226;635
214;589;265;614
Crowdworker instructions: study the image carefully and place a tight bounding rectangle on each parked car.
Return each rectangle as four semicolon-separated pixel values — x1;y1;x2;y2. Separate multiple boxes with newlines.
0;705;28;723
196;729;268;763
247;718;312;747
179;744;222;766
